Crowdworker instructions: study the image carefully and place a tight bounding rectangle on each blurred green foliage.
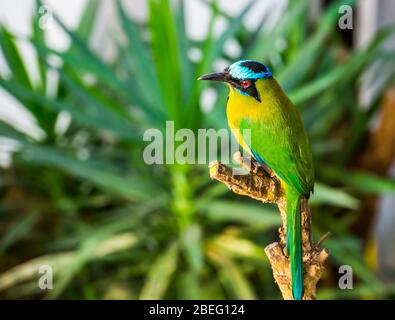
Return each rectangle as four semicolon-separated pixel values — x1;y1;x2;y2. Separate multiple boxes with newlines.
0;0;395;299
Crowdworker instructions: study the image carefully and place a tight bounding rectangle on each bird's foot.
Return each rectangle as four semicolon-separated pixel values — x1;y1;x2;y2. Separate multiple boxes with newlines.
261;163;276;178
233;151;274;177
233;151;255;173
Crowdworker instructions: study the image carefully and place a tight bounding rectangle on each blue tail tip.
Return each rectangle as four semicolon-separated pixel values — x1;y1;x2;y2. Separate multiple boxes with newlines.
292;288;304;300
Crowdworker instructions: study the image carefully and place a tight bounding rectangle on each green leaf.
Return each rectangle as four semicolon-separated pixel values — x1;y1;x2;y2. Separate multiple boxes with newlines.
139;243;178;299
176;272;201;299
289;24;395;105
32;0;47;91
116;0;167;120
0;77;139;142
321;165;395;193
278;0;356;89
326;237;383;290
247;0;307;60
50;11;153;116
16;144;151;200
46;233;139;299
147;0;183;125
174;0;194;108
199;0;255;74
0;25;55;134
180;223;203;273
0;26;32;89
0;213;37;252
190;0;255;129
209;251;256;299
0;233;138;295
74;0;100;40
210;234;267;261
204;201;281;229
310;182;359;209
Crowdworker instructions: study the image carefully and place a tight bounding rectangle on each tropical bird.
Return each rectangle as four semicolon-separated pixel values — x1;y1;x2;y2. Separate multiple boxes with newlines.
199;60;314;300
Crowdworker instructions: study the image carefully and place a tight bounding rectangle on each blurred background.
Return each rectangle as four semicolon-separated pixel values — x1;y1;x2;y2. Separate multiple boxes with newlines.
0;0;395;299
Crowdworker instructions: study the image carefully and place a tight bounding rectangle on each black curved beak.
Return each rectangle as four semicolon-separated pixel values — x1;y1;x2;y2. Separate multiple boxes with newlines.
198;72;227;82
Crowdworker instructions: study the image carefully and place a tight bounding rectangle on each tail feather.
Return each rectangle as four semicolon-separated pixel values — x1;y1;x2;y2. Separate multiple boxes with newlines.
286;188;303;300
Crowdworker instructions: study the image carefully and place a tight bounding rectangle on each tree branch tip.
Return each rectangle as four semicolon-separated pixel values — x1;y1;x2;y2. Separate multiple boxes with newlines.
319;248;330;263
208;160;219;169
317;232;331;247
264;242;289;266
265;242;282;253
208;160;220;177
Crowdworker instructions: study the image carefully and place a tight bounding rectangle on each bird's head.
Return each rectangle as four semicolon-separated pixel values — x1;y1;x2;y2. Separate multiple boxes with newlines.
198;60;272;102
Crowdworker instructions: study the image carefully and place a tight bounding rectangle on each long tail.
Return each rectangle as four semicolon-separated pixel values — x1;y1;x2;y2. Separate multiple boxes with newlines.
285;187;303;300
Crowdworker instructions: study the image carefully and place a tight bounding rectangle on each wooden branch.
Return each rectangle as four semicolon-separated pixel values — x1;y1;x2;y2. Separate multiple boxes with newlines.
209;152;329;300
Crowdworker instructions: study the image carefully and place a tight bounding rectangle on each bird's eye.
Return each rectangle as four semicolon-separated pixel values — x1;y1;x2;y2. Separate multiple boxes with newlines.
241;80;252;88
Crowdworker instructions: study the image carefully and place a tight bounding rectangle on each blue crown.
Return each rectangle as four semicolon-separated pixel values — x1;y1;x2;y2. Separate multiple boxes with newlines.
228;60;272;80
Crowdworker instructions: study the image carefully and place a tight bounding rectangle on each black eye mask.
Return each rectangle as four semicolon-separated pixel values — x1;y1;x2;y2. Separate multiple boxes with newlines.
234;79;261;103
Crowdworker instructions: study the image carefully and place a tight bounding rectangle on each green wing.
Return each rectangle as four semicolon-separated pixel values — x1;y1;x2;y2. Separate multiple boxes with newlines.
239;112;314;197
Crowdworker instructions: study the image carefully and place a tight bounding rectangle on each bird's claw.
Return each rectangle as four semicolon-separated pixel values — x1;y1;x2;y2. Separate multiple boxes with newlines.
233;151;274;177
233;151;254;173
